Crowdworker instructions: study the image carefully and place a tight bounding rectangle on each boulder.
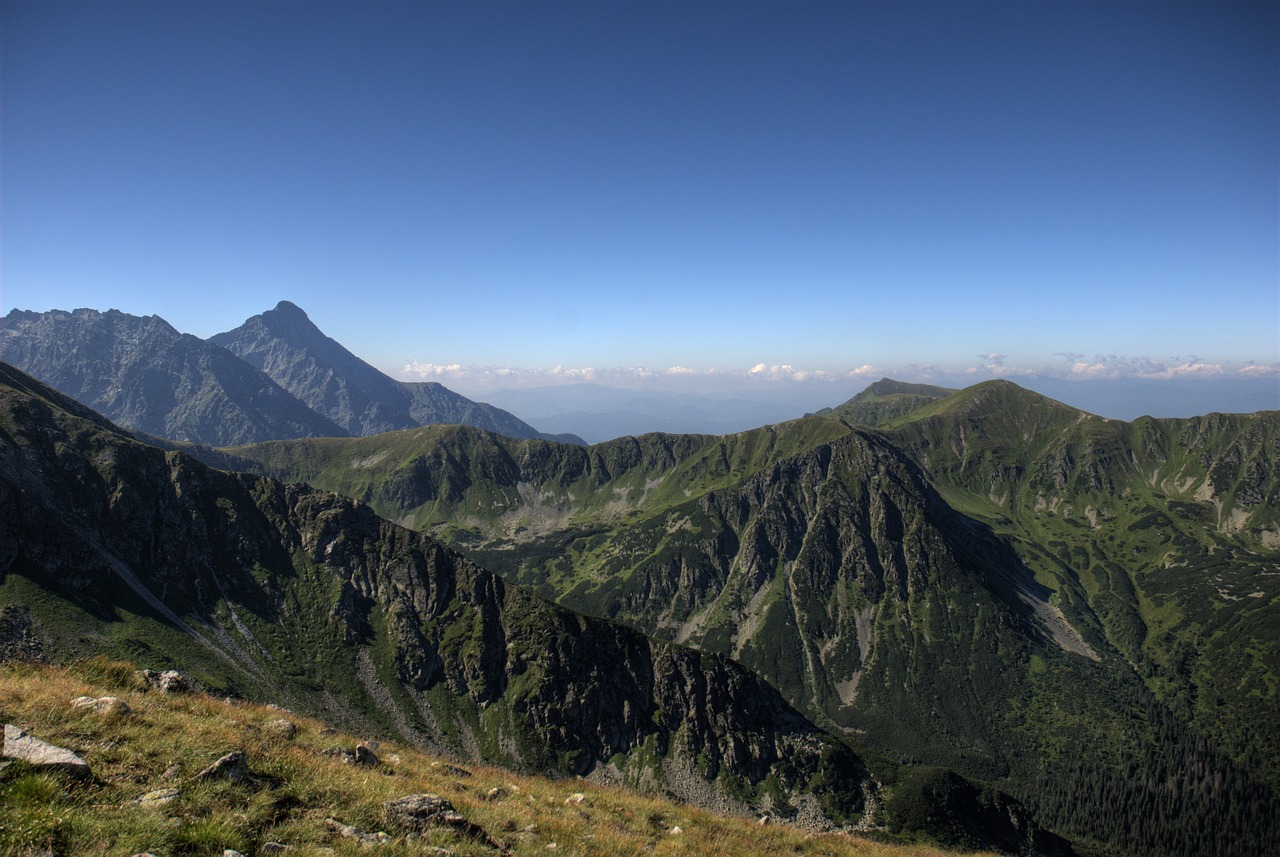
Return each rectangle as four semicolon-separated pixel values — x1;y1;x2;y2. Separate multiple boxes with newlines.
137;668;191;694
71;696;132;715
192;750;249;784
2;724;90;778
382;794;505;851
264;719;297;740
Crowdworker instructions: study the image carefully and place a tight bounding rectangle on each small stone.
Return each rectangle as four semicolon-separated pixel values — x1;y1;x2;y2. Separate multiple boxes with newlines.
324;817;391;845
757;814;769;825
2;725;91;778
134;788;181;807
156;670;189;694
670;826;683;835
192;750;249;784
85;696;132;715
564;792;586;805
223;851;246;857
264;719;297;740
354;743;379;766
70;696;97;709
484;786;505;801
161;763;181;779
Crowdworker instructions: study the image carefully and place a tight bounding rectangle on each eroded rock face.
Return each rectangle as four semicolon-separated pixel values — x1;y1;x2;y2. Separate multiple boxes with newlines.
2;724;90;777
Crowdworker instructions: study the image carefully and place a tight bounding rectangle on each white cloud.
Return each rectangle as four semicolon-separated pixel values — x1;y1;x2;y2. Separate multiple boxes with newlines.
667;365;695;375
1137;361;1226;380
746;363;848;382
400;360;464;379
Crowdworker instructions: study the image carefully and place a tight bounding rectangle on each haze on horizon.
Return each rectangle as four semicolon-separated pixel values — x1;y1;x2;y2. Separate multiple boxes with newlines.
2;0;1276;415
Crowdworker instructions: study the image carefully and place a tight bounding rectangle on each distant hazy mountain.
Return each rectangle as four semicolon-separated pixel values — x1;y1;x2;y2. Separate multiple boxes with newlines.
213;301;581;443
471;382;840;443
0;307;346;445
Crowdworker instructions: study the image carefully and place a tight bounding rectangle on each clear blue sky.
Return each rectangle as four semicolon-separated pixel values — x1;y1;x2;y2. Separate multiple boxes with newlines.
2;0;1276;396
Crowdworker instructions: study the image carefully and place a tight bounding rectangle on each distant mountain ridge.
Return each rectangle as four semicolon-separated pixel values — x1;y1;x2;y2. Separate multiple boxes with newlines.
0;307;346;445
812;377;957;427
0;303;581;446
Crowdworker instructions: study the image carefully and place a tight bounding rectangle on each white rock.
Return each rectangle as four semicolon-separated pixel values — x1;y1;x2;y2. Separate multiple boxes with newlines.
2;724;90;777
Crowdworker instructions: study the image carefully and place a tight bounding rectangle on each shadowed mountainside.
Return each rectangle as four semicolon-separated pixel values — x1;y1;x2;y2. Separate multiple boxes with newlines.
210;378;1280;857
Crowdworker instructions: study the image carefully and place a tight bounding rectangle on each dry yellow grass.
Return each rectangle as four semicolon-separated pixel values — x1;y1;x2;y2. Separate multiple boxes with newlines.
0;659;989;857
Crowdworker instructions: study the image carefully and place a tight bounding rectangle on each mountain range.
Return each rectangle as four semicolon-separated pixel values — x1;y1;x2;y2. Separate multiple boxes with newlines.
0;360;1074;855
204;376;1280;857
1;301;1277;856
0;303;581;447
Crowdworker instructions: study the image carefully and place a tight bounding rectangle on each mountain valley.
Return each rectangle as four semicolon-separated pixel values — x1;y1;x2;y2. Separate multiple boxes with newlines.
0;306;1276;856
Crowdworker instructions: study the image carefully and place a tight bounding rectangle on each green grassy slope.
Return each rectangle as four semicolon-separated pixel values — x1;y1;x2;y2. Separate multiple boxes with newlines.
195;378;1280;857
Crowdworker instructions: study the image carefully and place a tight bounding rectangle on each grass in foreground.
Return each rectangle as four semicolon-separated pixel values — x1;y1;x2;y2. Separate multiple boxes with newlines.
0;658;987;857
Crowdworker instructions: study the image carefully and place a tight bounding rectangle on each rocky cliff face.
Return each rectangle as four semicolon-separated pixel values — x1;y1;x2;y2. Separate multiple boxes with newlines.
0;308;347;445
212;301;580;443
0;362;870;826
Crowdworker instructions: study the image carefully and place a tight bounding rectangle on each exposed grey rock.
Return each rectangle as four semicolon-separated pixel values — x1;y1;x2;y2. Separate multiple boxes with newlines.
324;818;391;846
382;794;504;851
265;718;297;740
71;695;132;715
2;724;90;777
157;670;190;694
137;668;192;694
354;743;379;766
223;851;246;857
134;788;181;807
0;605;47;663
192;750;249;784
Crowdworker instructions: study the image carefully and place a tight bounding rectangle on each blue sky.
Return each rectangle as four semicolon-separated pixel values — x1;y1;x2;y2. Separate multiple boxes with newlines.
2;0;1276;405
